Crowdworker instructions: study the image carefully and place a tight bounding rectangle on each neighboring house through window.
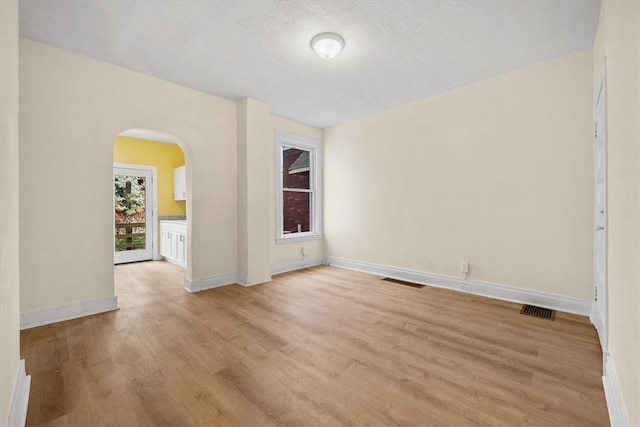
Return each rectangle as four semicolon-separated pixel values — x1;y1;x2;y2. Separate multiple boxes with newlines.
276;132;323;244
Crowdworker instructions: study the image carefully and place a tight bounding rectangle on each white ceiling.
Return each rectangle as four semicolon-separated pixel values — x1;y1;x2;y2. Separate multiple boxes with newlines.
19;1;601;129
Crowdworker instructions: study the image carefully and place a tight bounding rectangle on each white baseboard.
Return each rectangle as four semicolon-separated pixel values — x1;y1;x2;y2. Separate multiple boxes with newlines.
183;268;286;291
20;296;119;330
202;272;238;291
7;360;30;427
326;257;591;316
592;309;608;352
271;256;324;275
234;273;270;287
184;259;324;292
236;272;248;287
184;272;238;293
183;277;197;292
237;274;272;287
603;355;629;427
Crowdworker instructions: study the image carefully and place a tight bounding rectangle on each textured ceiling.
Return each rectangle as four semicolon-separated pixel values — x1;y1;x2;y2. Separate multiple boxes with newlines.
19;1;601;128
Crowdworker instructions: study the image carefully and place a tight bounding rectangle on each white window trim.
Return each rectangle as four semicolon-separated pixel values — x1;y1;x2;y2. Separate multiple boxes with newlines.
275;131;323;245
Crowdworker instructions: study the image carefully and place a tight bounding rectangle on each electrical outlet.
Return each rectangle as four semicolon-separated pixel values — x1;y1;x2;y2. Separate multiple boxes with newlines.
460;262;469;273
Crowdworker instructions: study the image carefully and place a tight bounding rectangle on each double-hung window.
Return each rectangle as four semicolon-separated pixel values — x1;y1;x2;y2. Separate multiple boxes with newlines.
276;132;323;244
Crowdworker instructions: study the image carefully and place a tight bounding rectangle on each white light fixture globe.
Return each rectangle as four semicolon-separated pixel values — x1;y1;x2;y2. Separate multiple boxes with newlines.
311;32;345;59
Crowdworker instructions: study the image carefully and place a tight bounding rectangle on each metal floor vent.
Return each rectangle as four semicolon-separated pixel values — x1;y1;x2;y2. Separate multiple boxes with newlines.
382;277;425;289
520;304;555;320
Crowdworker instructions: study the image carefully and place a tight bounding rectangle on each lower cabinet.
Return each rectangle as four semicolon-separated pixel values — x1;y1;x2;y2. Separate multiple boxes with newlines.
160;221;186;268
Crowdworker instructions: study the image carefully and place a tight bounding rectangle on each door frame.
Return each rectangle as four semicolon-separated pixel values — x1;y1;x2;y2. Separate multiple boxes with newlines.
591;62;608;356
113;162;159;263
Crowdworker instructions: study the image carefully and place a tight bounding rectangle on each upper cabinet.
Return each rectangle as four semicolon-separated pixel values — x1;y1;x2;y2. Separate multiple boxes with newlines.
173;165;186;201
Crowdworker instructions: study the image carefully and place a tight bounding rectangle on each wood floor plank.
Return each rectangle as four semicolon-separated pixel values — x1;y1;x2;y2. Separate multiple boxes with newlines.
21;261;609;426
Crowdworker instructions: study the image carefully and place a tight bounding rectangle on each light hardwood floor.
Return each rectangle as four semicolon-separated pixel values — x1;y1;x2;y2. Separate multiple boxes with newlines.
21;261;609;426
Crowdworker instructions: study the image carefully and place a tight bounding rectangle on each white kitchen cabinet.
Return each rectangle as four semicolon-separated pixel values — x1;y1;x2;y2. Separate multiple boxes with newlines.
176;233;186;264
173;165;186;201
160;229;172;258
159;221;186;268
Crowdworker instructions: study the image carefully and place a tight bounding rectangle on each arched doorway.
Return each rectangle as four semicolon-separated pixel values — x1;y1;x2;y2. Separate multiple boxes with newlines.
113;128;192;286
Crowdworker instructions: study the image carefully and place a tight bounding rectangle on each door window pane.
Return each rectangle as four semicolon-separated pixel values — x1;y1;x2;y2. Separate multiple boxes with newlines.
114;175;147;251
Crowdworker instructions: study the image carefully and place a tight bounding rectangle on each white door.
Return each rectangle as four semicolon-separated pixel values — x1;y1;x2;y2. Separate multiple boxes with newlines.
114;166;154;264
593;73;608;353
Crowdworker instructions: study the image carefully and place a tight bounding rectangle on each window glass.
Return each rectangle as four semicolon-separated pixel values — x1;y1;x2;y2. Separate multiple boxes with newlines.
283;191;311;234
282;146;311;190
276;133;322;243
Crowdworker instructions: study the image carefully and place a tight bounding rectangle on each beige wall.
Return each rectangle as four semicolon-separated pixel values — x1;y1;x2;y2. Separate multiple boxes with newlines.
18;39;324;314
19;39;237;313
237;98;272;285
270;115;324;267
237;100;249;279
324;48;594;298
238;109;324;277
0;1;21;423
593;1;640;424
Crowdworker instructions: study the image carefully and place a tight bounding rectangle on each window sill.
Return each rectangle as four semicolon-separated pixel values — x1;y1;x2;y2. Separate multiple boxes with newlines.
276;233;323;245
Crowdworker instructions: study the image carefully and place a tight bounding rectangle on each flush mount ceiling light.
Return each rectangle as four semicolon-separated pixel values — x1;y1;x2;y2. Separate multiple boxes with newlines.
311;32;345;59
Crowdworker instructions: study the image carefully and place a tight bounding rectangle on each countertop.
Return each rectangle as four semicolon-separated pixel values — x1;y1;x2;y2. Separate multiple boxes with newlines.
159;216;186;221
